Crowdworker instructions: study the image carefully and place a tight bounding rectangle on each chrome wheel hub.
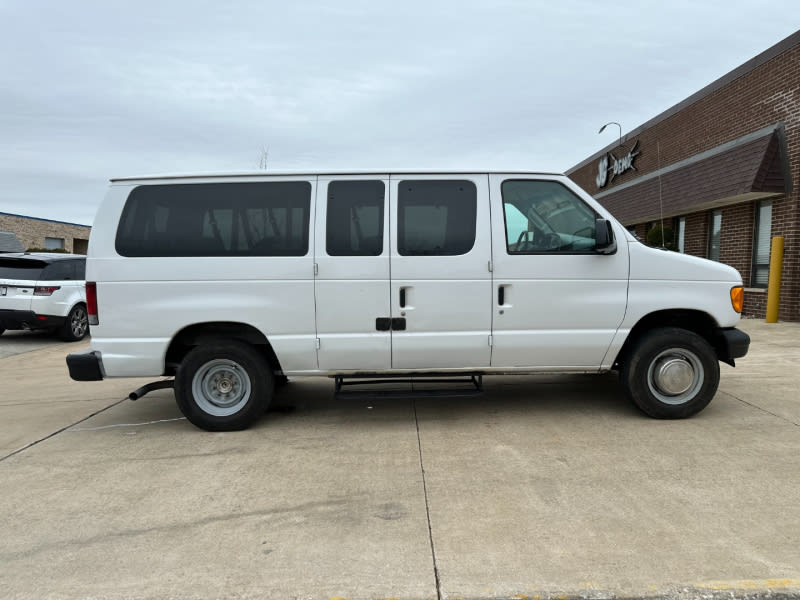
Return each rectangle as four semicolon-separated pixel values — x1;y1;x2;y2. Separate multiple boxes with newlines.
646;348;704;405
653;356;694;396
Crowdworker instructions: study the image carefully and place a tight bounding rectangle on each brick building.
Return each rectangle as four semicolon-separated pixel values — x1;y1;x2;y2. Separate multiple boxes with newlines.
0;212;91;254
567;30;799;322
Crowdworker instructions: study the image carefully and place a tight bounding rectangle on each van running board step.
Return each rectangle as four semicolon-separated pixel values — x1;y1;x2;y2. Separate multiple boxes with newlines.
333;373;483;399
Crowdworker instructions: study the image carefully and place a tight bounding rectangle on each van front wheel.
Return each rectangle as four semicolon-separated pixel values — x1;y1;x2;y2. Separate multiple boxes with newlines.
175;341;273;431
621;327;719;419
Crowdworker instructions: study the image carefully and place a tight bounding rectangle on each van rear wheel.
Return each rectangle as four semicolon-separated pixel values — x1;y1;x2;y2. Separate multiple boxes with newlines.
621;327;719;419
175;341;273;431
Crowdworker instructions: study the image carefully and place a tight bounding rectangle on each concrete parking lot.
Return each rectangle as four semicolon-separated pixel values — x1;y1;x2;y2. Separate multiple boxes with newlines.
1;319;798;600
0;329;68;359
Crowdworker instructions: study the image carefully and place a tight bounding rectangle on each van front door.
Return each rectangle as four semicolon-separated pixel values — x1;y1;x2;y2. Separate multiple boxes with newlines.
489;175;629;369
314;176;391;371
389;175;492;370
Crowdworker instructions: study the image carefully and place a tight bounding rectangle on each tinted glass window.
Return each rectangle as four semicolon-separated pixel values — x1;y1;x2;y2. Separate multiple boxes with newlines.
397;180;476;256
708;210;722;262
0;259;47;280
501;180;597;253
326;181;385;256
751;201;771;287
41;261;77;281
116;182;312;257
74;259;86;279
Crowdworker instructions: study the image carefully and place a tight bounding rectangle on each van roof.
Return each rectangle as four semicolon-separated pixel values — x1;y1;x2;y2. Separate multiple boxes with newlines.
110;170;563;183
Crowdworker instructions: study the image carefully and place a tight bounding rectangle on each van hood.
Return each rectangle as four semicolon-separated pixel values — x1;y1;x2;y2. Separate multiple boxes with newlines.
628;240;742;282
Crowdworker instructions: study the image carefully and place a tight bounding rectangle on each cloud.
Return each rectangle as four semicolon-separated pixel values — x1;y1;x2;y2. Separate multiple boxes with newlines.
0;0;797;223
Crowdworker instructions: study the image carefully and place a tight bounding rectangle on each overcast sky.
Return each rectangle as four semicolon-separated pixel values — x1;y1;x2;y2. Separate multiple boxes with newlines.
1;1;797;225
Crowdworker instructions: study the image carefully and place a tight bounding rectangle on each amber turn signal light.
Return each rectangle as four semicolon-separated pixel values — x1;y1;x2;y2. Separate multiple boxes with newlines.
730;286;744;313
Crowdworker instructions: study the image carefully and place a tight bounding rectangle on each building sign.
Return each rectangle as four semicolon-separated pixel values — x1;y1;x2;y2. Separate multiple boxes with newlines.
596;140;640;188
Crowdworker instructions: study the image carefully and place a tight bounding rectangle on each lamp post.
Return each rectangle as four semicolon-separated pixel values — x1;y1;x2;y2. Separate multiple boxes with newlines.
598;121;622;148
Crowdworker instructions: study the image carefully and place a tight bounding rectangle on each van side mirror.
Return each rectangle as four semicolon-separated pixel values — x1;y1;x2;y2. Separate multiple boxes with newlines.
595;218;617;254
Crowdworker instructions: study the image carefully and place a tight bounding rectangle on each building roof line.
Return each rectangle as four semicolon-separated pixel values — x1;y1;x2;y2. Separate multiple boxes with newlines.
593;122;783;200
566;29;800;175
0;211;91;228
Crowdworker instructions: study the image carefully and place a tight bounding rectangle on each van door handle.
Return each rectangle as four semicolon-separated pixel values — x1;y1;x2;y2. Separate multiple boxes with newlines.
399;287;406;308
498;285;505;306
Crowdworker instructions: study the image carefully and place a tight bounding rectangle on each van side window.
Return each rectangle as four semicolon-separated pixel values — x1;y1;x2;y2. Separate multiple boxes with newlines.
115;182;311;257
397;180;477;256
501;180;598;253
326;181;385;256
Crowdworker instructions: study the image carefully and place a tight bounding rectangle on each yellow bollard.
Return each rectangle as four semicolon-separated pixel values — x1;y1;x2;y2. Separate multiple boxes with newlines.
765;236;784;323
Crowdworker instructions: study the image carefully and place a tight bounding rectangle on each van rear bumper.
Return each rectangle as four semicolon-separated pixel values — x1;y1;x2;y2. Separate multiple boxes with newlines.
717;327;750;365
66;350;105;381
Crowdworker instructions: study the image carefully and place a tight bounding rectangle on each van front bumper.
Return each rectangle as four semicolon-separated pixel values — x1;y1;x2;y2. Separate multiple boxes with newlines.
717;327;750;365
66;350;105;381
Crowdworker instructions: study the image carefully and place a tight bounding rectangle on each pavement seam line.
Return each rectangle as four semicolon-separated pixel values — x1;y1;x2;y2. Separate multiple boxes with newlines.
0;397;129;462
725;390;800;427
413;397;443;600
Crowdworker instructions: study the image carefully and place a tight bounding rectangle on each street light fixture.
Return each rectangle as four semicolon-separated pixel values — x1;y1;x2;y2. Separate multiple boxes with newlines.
598;121;623;148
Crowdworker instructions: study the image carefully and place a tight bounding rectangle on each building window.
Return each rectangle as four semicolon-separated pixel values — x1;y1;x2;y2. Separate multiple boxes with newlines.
751;201;772;288
707;210;722;261
677;217;686;253
45;237;65;250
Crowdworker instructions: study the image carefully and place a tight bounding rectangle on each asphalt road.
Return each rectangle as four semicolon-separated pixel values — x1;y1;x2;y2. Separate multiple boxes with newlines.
1;319;798;600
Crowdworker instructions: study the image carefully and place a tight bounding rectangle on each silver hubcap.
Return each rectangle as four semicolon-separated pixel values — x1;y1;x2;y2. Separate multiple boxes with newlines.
647;348;704;405
191;359;252;417
654;357;694;395
71;307;88;337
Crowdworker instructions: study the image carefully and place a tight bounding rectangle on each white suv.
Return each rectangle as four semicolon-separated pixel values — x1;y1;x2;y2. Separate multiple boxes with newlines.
0;253;89;341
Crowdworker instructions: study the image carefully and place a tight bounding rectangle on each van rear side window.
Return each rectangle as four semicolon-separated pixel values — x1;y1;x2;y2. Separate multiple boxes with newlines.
115;182;312;257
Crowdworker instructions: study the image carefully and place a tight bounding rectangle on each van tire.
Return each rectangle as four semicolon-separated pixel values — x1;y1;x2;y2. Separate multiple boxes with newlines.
621;327;719;419
175;341;273;431
60;304;89;342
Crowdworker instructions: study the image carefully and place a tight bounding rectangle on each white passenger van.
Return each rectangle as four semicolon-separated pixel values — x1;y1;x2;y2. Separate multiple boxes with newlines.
67;171;750;430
